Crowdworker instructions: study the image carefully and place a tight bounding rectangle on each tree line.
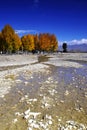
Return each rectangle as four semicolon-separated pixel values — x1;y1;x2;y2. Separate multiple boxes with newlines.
0;24;58;54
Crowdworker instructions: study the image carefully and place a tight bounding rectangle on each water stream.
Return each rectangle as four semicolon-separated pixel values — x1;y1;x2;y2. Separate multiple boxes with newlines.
0;55;87;130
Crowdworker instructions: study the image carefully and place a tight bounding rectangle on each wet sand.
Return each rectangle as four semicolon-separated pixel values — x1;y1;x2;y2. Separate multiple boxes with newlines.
0;53;87;130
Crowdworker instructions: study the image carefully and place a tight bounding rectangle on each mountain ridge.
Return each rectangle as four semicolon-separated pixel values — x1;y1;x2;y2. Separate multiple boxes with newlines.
59;43;87;52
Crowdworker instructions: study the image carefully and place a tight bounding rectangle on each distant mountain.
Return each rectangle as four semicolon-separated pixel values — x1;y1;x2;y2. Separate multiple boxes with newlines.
59;44;87;52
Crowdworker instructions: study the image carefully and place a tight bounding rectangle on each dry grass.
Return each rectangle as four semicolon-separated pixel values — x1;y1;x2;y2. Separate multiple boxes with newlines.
5;74;16;80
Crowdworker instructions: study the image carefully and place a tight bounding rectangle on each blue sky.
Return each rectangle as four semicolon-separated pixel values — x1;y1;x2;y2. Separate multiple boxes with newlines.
0;0;87;45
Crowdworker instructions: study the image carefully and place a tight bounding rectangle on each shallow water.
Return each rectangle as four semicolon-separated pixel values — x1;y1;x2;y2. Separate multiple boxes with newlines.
0;55;87;130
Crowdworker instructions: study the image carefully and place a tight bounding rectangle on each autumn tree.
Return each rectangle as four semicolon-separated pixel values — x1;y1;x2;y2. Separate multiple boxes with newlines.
34;34;39;51
12;34;22;52
21;34;35;52
39;33;58;52
39;33;49;51
62;43;67;52
0;24;58;54
0;32;5;52
1;24;14;53
1;24;22;53
50;34;58;51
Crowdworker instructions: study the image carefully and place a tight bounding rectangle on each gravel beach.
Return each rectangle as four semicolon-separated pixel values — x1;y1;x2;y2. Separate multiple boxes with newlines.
0;53;87;130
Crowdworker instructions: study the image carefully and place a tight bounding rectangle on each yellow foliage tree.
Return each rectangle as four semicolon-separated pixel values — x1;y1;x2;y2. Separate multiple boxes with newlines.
50;34;58;51
1;24;22;53
12;34;22;52
34;34;39;50
2;24;14;52
0;32;4;52
21;34;35;51
0;24;58;53
39;33;58;52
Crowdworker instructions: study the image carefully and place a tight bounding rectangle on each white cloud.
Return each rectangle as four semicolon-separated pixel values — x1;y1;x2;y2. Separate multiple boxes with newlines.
15;29;38;34
59;38;87;45
69;38;87;45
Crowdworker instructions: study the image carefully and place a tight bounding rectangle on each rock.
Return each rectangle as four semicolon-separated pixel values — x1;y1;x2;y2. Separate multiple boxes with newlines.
29;99;37;102
28;119;34;124
24;109;30;115
12;118;18;123
15;79;22;83
48;89;57;96
85;92;87;98
28;127;32;130
46;115;52;120
58;118;61;122
24;81;28;85
48;120;52;125
29;112;41;119
15;112;23;116
31;76;33;79
1;95;4;98
60;100;64;103
65;90;69;96
31;123;39;129
25;94;28;99
39;122;47;129
66;120;76;126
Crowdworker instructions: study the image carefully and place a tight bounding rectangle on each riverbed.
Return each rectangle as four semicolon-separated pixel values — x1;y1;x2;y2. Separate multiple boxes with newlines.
0;53;87;130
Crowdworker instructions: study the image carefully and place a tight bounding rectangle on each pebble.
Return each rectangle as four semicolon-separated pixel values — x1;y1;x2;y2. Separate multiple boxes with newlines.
15;112;23;116
48;120;52;125
44;103;50;107
31;76;33;79
58;119;62;122
46;115;52;120
76;85;78;88
48;89;57;96
28;119;34;124
24;114;30;119
15;79;22;83
12;118;18;123
85;92;87;98
30;123;39;129
24;109;30;115
24;81;28;85
29;99;37;102
18;90;23;95
21;107;53;130
1;95;4;98
24;109;41;120
28;128;32;130
25;95;28;98
65;90;69;96
66;120;76;126
60;100;64;103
